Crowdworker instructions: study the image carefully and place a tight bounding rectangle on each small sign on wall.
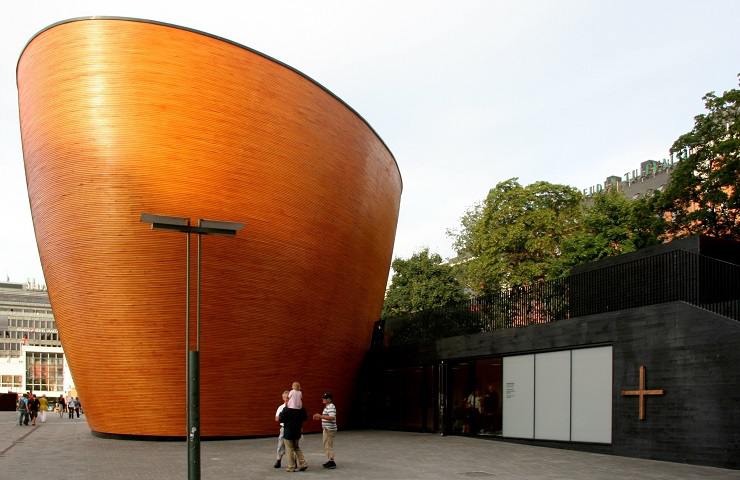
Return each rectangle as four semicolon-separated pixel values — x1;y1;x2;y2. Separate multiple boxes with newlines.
505;382;515;399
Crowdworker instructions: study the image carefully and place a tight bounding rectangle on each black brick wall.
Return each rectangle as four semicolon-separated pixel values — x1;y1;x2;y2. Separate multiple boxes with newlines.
570;235;740;274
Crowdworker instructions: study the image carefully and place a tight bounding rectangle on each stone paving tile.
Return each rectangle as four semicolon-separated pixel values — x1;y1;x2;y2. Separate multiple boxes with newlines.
1;411;739;479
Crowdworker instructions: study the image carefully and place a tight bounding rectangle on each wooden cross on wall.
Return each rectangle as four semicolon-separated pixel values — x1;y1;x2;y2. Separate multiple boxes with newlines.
621;365;664;420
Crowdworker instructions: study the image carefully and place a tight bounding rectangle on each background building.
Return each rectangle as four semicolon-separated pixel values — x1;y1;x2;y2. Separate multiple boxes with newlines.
0;281;74;401
583;156;684;199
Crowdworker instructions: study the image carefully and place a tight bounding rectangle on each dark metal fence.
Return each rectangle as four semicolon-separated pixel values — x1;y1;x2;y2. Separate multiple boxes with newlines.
381;250;740;347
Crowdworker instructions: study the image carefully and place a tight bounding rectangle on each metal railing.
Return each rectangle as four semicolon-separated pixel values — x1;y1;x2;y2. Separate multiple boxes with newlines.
381;250;740;347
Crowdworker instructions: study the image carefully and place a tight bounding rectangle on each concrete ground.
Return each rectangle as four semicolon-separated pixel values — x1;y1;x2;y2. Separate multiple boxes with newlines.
1;411;738;479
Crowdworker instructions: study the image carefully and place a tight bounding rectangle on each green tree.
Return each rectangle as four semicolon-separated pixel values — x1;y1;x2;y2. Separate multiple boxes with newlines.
631;193;667;249
556;189;663;273
381;248;466;318
449;179;583;293
659;76;740;239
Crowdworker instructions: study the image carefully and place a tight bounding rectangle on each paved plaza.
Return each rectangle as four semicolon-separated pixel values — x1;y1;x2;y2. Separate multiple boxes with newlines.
0;411;738;479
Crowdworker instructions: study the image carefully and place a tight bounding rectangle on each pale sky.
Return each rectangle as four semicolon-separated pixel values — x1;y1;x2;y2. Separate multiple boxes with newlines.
1;0;739;284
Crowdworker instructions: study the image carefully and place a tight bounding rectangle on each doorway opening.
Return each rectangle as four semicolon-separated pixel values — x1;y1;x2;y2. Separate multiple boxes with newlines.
449;357;502;436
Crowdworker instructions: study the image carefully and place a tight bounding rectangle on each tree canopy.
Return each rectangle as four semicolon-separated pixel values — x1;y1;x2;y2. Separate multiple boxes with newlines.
556;189;663;273
381;248;466;318
658;76;740;239
449;180;664;292
449;179;583;293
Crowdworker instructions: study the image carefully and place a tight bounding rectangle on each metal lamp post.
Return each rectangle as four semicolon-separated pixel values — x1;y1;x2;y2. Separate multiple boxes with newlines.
140;213;244;480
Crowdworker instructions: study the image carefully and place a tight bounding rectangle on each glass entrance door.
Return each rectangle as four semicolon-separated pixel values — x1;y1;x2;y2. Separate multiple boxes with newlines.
448;357;502;435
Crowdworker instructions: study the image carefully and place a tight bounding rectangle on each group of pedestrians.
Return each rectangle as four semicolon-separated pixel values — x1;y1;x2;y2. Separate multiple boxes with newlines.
16;392;82;425
274;381;338;472
18;384;338;473
57;394;83;419
15;392;46;426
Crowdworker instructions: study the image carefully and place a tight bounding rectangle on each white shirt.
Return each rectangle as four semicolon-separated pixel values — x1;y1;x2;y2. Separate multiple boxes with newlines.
275;403;286;426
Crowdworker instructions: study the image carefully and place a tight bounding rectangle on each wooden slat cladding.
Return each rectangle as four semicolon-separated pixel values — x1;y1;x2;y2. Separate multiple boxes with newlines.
17;18;401;437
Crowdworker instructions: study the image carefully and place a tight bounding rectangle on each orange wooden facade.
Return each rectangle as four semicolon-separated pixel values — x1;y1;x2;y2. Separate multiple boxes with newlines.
17;18;401;437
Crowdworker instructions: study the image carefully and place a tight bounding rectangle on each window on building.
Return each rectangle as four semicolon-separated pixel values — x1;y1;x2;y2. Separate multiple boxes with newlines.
25;351;64;392
0;375;23;389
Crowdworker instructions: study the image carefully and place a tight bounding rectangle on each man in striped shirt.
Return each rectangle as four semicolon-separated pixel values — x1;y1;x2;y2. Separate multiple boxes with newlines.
313;392;337;469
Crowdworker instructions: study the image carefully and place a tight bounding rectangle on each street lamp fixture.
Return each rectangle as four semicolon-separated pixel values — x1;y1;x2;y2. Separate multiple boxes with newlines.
140;213;244;480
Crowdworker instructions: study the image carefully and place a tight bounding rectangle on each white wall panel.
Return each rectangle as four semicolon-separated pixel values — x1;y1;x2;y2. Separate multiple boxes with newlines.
503;354;534;439
571;346;612;443
535;350;571;441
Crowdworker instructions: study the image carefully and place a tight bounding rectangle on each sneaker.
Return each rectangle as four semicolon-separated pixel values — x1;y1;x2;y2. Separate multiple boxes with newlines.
285;468;296;473
298;465;308;472
326;460;336;469
273;459;281;469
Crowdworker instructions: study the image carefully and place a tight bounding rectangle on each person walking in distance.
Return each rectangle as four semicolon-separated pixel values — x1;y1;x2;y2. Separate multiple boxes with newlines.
74;397;82;417
38;394;49;423
29;393;40;426
313;392;337;469
273;390;290;469
67;397;76;419
57;394;65;417
17;393;29;426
